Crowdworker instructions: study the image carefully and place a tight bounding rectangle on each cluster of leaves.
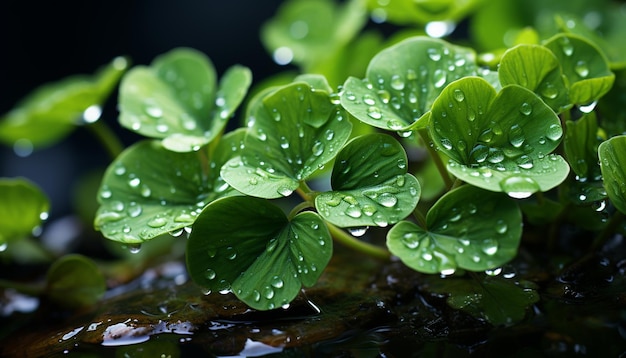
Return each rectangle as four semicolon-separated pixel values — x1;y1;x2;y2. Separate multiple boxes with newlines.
2;0;626;326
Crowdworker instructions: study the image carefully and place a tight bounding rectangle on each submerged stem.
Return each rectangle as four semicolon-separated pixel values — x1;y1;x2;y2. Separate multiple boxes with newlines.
326;222;391;261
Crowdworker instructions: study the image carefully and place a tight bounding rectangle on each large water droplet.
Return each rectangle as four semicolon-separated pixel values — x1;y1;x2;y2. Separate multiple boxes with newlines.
348;227;368;237
559;37;574;56
148;216;168;228
205;269;216;280
481;238;498;255
377;193;398;207
516;155;534;169
453;89;465;102
495;220;508;234
427;48;442;61
508;124;525;148
519;102;532;116
390;75;405;90
433;69;447;88
312;141;325;156
345;205;362;218
271;276;284;288
575;60;589;78
500;176;540;199
367;106;383;120
546;123;563;141
145;103;163;118
402;232;420;249
540;83;558;99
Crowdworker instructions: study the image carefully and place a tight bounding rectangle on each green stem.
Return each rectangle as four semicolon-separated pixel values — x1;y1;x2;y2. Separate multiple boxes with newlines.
413;207;427;229
86;121;125;160
591;210;625;251
418;128;453;190
326;222;391;261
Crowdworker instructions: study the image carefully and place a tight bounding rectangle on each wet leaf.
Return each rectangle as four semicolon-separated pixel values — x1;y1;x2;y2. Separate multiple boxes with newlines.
365;0;482;25
427;275;540;326
387;185;522;273
543;33;615;105
221;77;352;199
118;48;251;152
0;56;128;148
315;133;421;228
186;196;332;310
499;44;571;113
261;0;367;70
429;77;569;198
95;130;244;244
46;254;106;309
564;112;601;179
341;36;478;132
0;178;49;246
598;135;626;215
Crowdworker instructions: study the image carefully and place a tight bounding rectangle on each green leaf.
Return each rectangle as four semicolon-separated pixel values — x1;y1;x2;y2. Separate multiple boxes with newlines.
186;196;332;311
118;48;251;152
599;135;626;215
366;0;482;25
94;130;244;244
315;133;421;228
221;78;352;199
543;34;615;105
499;44;571;113
341;36;478;132
564;112;601;179
387;185;522;273
0;178;49;246
427;275;539;326
261;0;367;70
0;56;128;148
429;76;569;197
46;254;106;308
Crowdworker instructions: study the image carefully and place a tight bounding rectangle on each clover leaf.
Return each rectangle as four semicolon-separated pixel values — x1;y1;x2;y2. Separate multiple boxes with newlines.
315;133;421;228
118;47;251;152
499;44;570;113
427;275;539;326
341;36;478;132
387;185;522;273
598;135;626;215
221;76;352;199
94;129;244;244
543;33;615;106
0;56;128;148
0;178;49;246
429;76;569;198
186;196;332;311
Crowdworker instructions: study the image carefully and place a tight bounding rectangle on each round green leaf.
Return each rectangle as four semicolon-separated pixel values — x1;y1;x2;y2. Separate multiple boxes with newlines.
94;132;243;244
599;135;626;215
387;185;522;273
261;0;367;69
499;44;571;113
186;196;332;311
118;48;251;152
543;33;615;105
365;0;481;25
46;254;106;308
221;79;352;199
341;36;478;132
0;178;49;246
0;56;128;148
316;133;420;227
429;77;569;197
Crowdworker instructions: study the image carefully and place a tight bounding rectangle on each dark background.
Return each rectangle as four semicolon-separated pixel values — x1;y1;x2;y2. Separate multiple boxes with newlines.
0;0;286;219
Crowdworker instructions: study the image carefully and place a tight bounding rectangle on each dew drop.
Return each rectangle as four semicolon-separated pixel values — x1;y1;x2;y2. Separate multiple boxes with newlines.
312;141;325;156
516;155;534;169
140;185;151;197
546;123;563;141
277;187;293;197
252;290;261;302
377;193;398;207
205;269;216;280
508;124;525;148
348;227;368;237
402;232;420;249
363;94;376;106
540;83;558;99
390;75;405;90
279;136;289;149
345;205;362;218
500;176;540;199
156;123;169;133
127;243;142;254
575;60;589;78
0;243;7;252
147;216;167;228
225;246;237;260
427;48;442;61
559;37;574;56
433;69;447;88
519;102;532;116
367;106;383;120
271;276;284;288
440;138;453;150
495;220;508;234
128;177;141;188
453;89;465;102
481;239;498;255
145;103;163;118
